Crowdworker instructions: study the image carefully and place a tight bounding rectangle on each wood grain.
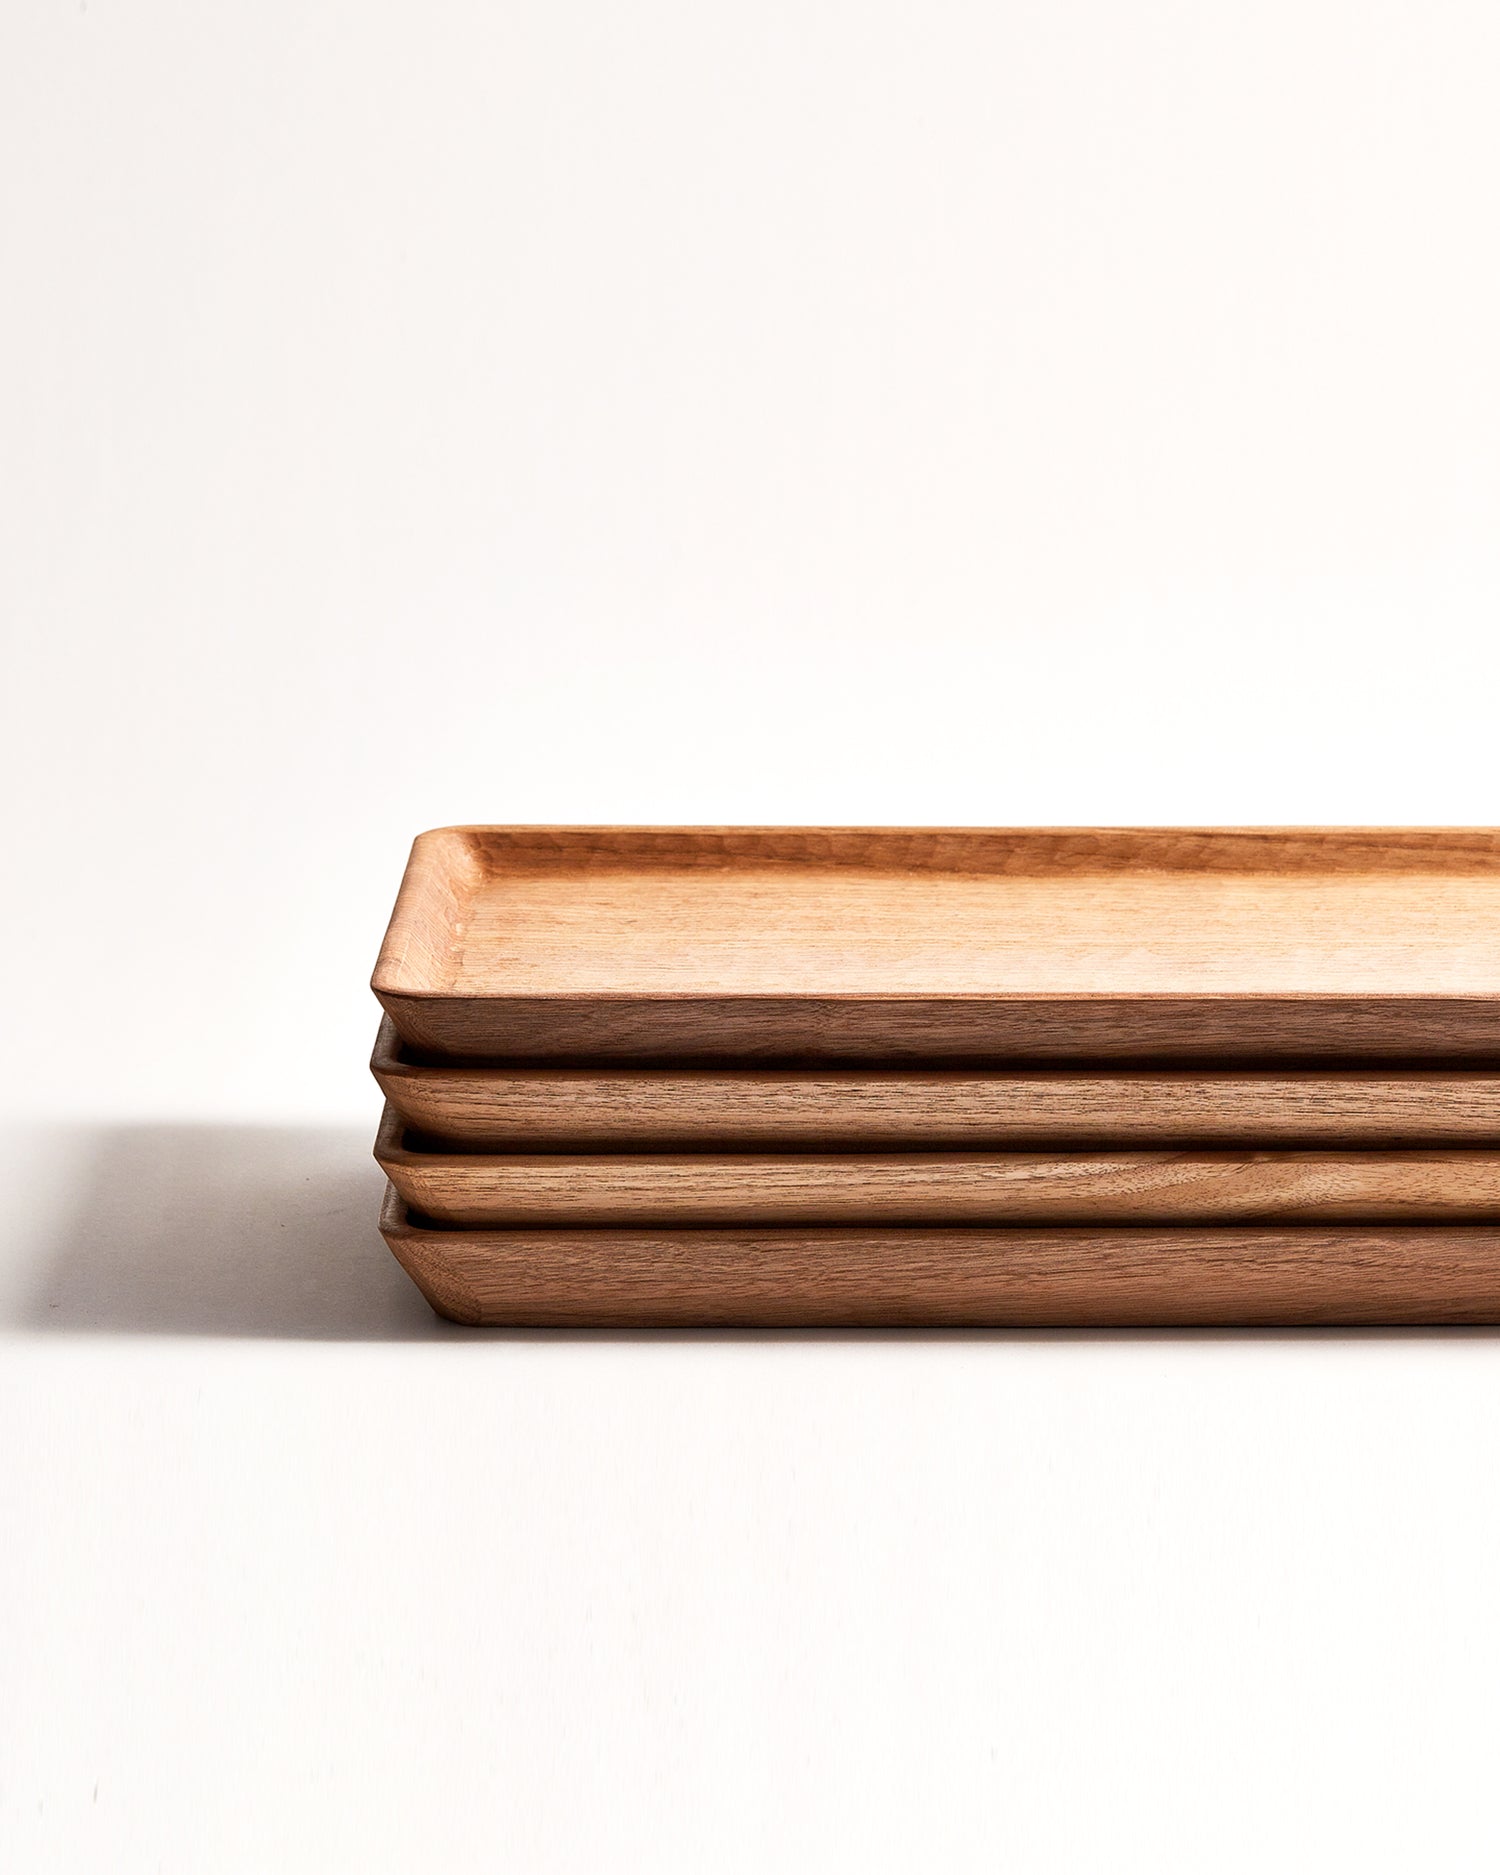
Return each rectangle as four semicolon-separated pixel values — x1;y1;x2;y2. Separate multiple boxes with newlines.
372;1016;1500;1146
373;1103;1500;1226
373;826;1500;1059
378;1186;1500;1326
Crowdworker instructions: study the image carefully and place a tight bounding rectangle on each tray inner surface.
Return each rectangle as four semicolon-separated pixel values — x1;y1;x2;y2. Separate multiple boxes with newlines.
384;829;1500;1000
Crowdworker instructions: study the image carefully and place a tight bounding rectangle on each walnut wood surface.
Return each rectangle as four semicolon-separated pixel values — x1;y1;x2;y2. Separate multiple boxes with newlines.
373;1103;1500;1226
378;1187;1500;1326
373;826;1500;1060
371;1017;1500;1147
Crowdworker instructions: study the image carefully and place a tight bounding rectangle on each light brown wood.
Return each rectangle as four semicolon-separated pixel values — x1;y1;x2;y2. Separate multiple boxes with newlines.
373;1103;1500;1226
372;1015;1500;1146
378;1186;1500;1326
372;826;1500;1059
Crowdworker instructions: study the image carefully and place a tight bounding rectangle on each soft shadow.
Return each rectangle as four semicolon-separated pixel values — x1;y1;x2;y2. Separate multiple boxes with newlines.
31;1123;455;1340
25;1124;1500;1344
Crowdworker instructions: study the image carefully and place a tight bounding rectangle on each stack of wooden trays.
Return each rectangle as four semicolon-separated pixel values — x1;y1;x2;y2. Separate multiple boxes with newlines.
371;826;1500;1327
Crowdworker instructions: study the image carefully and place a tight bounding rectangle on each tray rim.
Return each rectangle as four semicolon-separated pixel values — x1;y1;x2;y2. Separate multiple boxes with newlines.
372;1099;1500;1176
379;1181;1500;1239
370;1013;1500;1087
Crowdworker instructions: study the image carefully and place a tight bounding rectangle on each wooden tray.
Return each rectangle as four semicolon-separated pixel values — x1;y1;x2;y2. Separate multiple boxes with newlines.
378;1188;1500;1326
374;1104;1500;1226
371;826;1500;1060
371;1016;1500;1147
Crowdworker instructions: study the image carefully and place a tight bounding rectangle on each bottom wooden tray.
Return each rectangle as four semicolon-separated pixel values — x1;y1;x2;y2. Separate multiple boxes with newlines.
379;1187;1500;1326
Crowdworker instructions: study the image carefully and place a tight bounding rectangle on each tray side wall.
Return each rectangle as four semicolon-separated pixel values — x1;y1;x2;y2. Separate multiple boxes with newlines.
374;991;1500;1062
369;1058;1500;1149
375;1149;1500;1229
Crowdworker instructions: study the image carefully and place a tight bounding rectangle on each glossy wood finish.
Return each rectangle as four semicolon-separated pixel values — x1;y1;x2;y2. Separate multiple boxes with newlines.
378;1187;1500;1326
373;1104;1500;1226
373;826;1500;1060
371;1017;1500;1147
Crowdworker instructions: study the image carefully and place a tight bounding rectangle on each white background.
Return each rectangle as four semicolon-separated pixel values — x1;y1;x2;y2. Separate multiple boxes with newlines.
4;1;1500;1868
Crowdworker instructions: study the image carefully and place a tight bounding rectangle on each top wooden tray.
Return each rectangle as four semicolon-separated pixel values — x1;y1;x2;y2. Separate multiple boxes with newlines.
372;826;1500;1061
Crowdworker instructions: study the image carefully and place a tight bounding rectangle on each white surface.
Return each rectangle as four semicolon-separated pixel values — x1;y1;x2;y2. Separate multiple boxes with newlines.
4;1;1500;1868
